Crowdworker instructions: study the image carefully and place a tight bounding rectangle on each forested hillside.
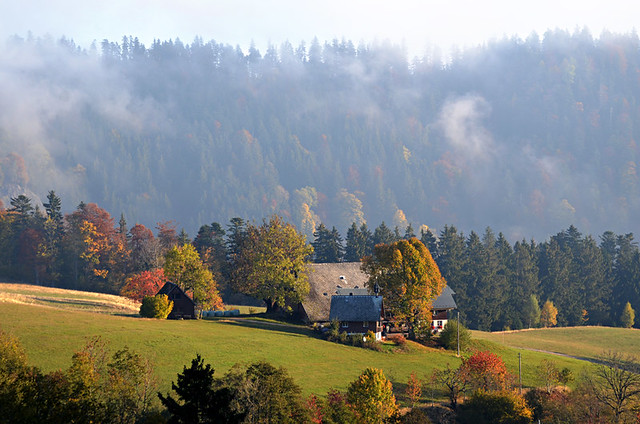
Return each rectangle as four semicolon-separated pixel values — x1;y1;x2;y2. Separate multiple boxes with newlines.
2;29;640;240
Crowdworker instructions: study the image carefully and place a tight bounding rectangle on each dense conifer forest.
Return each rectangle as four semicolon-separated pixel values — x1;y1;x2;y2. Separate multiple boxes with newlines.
2;29;640;241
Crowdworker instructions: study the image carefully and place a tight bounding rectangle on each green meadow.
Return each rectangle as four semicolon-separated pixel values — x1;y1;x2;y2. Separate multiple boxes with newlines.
472;326;640;361
0;283;608;398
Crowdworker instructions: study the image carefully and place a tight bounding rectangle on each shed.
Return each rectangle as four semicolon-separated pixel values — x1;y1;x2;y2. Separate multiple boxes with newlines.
157;282;196;319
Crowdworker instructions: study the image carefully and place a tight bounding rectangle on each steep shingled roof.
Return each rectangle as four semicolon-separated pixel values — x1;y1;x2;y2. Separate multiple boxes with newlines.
329;295;384;322
432;285;457;309
301;262;369;322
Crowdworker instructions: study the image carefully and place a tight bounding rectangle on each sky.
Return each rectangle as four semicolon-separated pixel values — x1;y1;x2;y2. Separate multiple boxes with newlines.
1;0;637;57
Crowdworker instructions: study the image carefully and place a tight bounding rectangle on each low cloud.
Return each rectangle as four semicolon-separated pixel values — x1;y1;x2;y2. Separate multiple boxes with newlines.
437;94;494;162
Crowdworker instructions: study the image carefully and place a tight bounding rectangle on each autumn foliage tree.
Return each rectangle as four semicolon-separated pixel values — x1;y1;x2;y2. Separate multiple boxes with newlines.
232;215;313;313
405;372;422;407
120;268;168;302
346;367;398;423
163;244;223;311
362;237;446;339
540;300;559;328
460;350;511;392
63;203;128;293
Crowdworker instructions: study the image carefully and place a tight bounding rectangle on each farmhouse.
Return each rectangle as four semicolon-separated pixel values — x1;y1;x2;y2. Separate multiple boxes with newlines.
329;294;385;340
431;285;456;333
299;262;457;333
157;282;196;319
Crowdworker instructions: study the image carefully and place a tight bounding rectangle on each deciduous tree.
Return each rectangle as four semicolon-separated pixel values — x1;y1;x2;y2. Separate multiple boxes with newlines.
164;244;223;311
346;367;397;423
233;215;313;313
460;350;511;392
620;302;635;328
120;268;167;302
540;300;559;327
362;237;446;339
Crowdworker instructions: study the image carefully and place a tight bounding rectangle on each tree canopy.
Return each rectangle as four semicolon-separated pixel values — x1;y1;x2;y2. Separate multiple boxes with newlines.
232;215;313;312
362;237;446;339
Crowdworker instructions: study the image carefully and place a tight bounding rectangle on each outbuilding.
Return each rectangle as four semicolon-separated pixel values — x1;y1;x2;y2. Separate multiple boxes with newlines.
157;282;197;319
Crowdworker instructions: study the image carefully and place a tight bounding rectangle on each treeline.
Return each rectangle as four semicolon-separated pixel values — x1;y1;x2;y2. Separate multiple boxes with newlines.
5;29;640;240
3;191;640;331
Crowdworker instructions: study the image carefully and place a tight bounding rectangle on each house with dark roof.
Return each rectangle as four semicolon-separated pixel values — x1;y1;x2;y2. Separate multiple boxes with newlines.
157;282;197;319
300;263;457;334
431;285;457;333
329;294;385;340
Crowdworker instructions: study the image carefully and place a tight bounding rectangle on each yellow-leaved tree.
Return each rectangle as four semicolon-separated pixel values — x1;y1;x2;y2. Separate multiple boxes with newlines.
164;244;223;311
362;237;446;339
347;367;397;423
540;300;558;328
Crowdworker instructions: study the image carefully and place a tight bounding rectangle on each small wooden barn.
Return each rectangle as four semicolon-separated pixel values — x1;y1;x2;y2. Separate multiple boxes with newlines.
157;282;197;319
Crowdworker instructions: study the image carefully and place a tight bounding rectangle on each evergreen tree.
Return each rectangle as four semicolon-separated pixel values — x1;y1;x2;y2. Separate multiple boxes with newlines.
344;222;372;262
43;190;63;226
420;228;438;259
437;226;468;322
311;223;343;263
159;354;242;424
372;221;395;246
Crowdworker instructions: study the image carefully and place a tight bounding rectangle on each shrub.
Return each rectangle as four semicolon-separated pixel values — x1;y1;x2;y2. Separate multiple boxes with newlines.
438;319;471;352
139;294;173;319
387;334;407;347
457;390;533;424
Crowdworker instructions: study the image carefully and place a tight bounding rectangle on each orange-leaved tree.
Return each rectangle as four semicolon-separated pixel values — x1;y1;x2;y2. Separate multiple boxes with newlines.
460;350;511;392
120;268;167;302
362;237;446;339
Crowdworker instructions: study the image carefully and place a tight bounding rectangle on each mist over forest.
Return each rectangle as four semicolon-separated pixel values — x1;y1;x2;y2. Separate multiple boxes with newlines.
2;29;640;241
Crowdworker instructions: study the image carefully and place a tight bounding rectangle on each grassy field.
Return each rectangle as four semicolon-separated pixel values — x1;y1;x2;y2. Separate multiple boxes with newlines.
472;326;640;361
0;283;597;399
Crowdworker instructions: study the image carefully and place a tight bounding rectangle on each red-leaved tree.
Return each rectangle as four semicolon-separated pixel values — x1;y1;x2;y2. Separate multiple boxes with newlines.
460;350;512;392
120;268;167;302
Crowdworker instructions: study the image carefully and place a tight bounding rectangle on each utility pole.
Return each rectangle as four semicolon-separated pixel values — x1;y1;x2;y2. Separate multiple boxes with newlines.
457;310;460;357
518;352;522;395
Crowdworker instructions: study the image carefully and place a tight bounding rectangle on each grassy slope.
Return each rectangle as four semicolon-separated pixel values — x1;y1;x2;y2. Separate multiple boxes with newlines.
0;284;599;397
472;327;640;361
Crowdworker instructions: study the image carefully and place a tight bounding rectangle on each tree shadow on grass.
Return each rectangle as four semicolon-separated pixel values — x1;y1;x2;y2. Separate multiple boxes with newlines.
204;317;322;339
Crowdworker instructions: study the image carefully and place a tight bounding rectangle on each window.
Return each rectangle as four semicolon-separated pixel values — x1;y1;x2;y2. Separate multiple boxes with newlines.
437;320;443;328
363;321;369;327
342;322;349;328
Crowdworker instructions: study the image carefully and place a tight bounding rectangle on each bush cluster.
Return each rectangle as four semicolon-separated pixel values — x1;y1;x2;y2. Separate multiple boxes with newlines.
139;294;173;319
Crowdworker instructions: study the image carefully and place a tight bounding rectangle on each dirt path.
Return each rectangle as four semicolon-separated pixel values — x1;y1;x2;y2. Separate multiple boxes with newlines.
514;346;603;365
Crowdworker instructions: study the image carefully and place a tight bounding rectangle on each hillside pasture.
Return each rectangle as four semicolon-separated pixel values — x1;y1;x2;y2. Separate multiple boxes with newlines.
0;283;593;397
472;326;640;362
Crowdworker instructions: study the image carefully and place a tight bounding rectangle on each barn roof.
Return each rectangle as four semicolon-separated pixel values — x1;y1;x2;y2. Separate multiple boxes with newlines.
157;282;196;305
301;262;369;322
329;295;384;322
